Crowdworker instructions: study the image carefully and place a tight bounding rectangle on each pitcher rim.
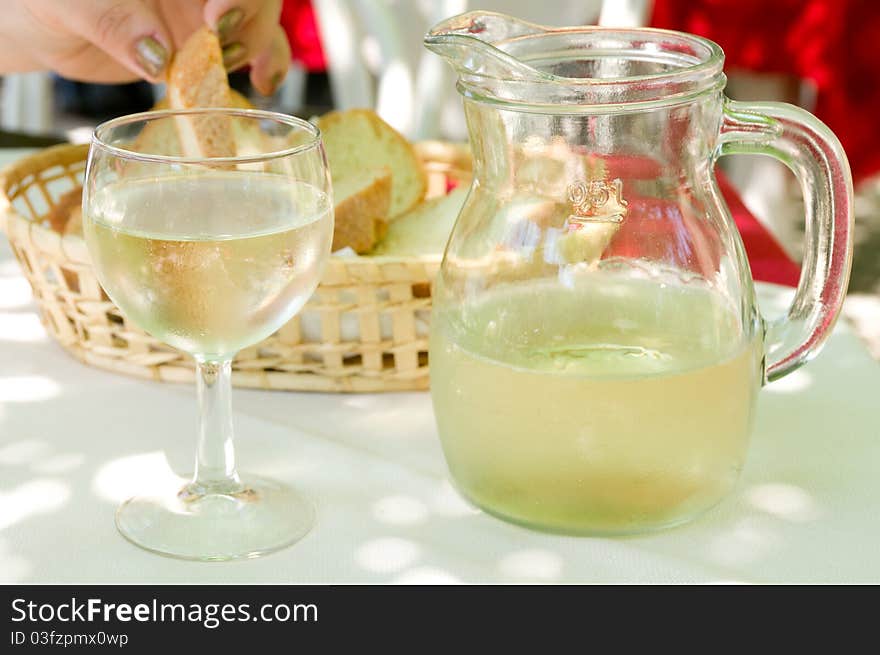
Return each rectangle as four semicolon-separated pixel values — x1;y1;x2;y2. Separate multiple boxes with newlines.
426;16;727;111
506;27;721;79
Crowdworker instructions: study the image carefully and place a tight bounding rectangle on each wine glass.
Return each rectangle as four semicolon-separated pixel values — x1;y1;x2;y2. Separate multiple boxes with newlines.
83;109;333;560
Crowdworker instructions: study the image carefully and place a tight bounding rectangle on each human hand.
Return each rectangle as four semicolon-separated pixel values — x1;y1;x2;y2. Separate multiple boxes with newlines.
2;0;291;95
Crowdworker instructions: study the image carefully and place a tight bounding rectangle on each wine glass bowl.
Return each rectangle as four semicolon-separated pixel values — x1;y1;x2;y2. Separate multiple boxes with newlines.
83;109;333;560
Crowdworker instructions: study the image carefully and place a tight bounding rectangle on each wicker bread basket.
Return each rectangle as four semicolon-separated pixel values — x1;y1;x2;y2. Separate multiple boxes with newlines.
0;141;471;392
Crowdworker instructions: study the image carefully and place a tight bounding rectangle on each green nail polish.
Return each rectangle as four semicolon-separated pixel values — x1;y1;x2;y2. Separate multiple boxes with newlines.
216;8;244;43
222;43;247;70
270;71;284;93
135;36;168;78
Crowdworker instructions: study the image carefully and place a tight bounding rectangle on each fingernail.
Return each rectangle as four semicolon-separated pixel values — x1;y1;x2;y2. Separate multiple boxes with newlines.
222;43;248;70
134;36;168;78
216;8;244;43
269;71;285;94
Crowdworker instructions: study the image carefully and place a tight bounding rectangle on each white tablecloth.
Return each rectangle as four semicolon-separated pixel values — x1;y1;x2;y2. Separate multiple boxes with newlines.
1;149;878;584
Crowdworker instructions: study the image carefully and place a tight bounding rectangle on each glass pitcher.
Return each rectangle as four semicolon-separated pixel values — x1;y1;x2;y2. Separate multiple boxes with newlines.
424;12;853;534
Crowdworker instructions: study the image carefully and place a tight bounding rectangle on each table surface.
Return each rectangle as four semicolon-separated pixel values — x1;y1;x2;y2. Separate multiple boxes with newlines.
1;150;878;584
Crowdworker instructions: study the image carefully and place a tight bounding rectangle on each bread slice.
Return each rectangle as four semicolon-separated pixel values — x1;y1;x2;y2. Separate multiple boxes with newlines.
332;168;392;253
153;88;252;111
166;27;235;157
64;202;83;236
67;44;255;234
317;109;426;218
46;187;83;234
372;186;467;257
515;137;607;204
133;88;253;159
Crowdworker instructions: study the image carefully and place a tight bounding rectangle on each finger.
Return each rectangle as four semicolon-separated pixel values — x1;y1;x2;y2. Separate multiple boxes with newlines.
65;0;173;82
155;0;206;51
51;49;142;84
203;0;283;43
249;26;292;96
204;0;282;72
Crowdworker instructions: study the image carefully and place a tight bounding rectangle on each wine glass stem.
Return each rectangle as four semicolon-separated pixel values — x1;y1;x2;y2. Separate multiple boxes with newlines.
191;357;242;494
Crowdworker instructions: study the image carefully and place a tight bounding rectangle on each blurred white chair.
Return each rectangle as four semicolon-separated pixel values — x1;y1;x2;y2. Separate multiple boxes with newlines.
598;0;652;27
313;0;375;113
314;0;466;138
313;0;652;140
1;72;53;134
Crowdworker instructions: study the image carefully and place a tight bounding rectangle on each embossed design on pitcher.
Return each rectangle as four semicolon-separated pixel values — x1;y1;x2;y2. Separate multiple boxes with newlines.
566;179;628;229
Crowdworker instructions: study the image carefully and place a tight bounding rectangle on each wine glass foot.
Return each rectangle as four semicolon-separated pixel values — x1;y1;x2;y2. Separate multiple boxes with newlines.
115;475;314;561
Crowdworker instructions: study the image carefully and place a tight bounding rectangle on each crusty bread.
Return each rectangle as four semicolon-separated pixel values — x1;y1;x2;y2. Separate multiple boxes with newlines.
317;109;426;218
556;221;620;266
153;88;252;111
133;27;249;160
45;186;85;293
166;27;236;157
515;137;607;204
55;33;254;237
129;113;180;157
332;168;392;253
59;36;432;264
45;187;83;234
133;87;253;158
372;186;467;257
64;202;83;236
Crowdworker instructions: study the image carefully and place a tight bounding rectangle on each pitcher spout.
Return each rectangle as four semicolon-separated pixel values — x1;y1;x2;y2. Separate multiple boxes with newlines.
425;11;726;109
424;11;554;82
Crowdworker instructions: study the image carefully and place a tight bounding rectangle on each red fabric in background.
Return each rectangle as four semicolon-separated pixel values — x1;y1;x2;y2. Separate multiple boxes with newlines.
447;172;801;287
717;174;801;287
651;0;880;185
281;0;326;72
598;154;801;287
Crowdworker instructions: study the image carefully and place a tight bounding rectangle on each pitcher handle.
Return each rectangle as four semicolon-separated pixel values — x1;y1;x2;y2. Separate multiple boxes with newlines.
718;99;854;383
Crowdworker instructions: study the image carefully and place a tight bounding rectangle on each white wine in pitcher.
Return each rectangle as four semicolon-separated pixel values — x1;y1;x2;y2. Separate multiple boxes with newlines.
430;273;764;533
425;10;852;535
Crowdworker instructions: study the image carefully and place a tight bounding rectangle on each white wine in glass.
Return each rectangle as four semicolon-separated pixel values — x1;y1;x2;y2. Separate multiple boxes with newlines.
87;174;331;356
83;109;333;560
